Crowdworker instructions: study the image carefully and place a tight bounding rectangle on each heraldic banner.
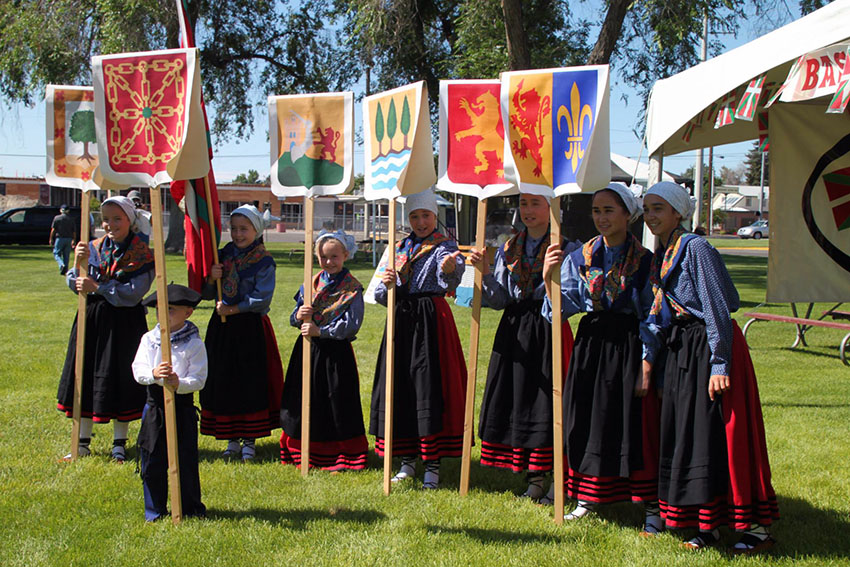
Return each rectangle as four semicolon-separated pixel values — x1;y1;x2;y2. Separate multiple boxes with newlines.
363;81;436;200
45;85;101;191
767;104;850;301
501;66;611;197
437;79;514;199
268;92;354;197
92;48;210;187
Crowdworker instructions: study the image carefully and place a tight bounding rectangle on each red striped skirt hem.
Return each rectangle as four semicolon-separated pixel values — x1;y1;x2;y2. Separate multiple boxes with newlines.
565;467;657;504
279;431;368;471
479;441;553;473
374;434;462;461
659;496;780;532
56;403;142;423
200;409;278;439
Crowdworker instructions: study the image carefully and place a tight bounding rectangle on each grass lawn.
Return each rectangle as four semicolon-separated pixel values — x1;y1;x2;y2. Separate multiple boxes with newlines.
707;237;769;249
0;243;848;566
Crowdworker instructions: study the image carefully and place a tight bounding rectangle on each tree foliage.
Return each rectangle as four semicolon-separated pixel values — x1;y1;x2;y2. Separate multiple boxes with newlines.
744;141;769;186
232;169;270;185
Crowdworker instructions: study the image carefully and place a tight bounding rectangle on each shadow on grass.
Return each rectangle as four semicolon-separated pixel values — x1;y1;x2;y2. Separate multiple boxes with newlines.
423;525;568;545
207;506;386;528
761;495;850;560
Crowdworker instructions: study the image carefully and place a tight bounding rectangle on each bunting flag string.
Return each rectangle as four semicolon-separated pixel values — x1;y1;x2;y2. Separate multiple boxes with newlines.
734;75;767;121
827;46;850;114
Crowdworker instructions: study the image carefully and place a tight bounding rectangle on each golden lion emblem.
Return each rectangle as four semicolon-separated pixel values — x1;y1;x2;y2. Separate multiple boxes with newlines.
454;91;504;177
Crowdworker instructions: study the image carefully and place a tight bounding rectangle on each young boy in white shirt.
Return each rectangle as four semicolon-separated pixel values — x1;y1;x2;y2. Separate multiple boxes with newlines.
132;284;207;521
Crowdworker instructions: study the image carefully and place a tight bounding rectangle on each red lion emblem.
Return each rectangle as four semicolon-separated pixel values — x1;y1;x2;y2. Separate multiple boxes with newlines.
314;126;341;163
509;79;551;177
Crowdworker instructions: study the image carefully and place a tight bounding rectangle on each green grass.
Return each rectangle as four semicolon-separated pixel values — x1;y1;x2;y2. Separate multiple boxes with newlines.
1;244;848;566
707;237;769;248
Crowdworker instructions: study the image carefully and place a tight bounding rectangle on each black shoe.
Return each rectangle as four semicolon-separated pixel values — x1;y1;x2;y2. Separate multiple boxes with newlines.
60;266;68;275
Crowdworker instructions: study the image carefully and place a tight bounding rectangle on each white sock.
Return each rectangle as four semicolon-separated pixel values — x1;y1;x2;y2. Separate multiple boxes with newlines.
523;475;545;499
79;418;93;440
423;460;440;488
392;457;416;481
241;438;256;460
112;420;129;442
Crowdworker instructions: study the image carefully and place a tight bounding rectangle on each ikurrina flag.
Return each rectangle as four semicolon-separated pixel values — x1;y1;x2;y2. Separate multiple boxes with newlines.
92;48;210;188
363;81;436;200
268;92;354;197
500;66;610;197
169;0;223;292
767;104;850;302
775;44;850;104
828;46;850;114
45;85;105;191
437;80;513;199
734;75;766;122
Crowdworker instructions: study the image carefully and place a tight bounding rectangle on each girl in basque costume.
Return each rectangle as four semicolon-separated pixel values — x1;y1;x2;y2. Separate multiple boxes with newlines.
468;192;575;501
542;184;662;532
201;204;285;461
642;182;778;554
58;196;154;462
370;188;467;489
279;231;368;471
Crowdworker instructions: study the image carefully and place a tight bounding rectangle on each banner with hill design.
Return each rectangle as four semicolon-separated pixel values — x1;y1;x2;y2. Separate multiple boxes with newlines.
500;66;611;197
92;48;210;187
767;104;850;301
268;92;354;197
363;81;436;200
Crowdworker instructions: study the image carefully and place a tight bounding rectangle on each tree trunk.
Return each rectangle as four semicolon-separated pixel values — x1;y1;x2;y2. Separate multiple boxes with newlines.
586;0;632;65
501;0;531;71
164;192;186;253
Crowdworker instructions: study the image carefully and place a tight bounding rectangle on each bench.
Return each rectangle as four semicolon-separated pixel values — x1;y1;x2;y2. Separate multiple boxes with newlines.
742;302;850;365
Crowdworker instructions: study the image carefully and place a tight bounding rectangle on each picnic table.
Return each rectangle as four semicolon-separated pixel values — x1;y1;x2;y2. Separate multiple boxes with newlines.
742;302;850;365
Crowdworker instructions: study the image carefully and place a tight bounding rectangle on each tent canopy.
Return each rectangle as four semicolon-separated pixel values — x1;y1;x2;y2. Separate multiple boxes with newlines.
646;0;850;157
610;153;676;184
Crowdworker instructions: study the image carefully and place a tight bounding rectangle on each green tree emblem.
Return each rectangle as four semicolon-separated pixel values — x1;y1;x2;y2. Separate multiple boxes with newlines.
387;98;398;153
401;96;411;149
70;109;96;164
375;102;385;157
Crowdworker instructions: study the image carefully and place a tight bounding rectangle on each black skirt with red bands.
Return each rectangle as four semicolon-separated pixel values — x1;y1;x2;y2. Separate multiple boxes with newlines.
562;311;660;504
279;335;368;471
57;295;147;423
370;294;467;461
200;312;284;439
478;299;574;473
658;319;779;531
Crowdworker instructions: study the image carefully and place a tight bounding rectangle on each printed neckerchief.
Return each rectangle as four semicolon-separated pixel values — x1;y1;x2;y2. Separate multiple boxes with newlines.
94;233;154;283
310;268;363;327
503;228;548;300
151;321;200;348
220;240;273;303
580;232;649;312
395;230;451;287
648;225;695;326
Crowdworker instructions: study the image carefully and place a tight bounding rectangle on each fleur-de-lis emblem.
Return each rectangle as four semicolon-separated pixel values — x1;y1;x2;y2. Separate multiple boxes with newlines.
556;83;593;173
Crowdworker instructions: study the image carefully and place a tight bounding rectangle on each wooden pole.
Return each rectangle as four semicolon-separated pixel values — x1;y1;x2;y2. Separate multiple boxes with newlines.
202;175;225;322
383;198;397;495
300;196;314;477
460;197;487;496
549;197;565;525
69;195;91;461
150;184;182;525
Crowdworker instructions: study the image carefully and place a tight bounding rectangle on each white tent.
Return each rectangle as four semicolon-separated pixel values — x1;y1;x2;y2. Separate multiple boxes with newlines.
644;0;850;302
610;152;676;185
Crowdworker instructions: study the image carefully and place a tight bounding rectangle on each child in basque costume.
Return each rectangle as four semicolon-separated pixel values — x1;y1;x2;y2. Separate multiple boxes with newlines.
642;182;778;554
201;204;285;461
468;192;575;501
370;188;467;489
280;231;368;471
58;196;154;462
132;284;206;521
542;184;662;532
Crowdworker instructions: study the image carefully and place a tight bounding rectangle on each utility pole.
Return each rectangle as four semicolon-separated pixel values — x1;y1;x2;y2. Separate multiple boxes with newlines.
693;10;708;229
758;150;767;216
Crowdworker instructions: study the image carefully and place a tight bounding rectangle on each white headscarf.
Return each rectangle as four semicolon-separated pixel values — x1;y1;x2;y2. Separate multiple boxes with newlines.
645;181;695;220
597;182;643;223
316;229;358;256
231;204;270;237
404;187;438;215
102;196;151;237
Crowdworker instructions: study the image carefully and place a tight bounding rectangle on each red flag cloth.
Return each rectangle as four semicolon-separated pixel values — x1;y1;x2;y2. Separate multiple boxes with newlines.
171;0;221;291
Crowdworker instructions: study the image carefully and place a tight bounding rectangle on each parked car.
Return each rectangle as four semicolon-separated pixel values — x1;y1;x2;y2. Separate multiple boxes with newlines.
737;219;768;240
0;206;84;245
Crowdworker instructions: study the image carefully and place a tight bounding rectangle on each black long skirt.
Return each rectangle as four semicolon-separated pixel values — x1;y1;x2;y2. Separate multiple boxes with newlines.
658;319;779;531
369;294;466;461
279;335;368;470
478;299;573;473
57;295;147;422
200;311;284;439
563;311;659;504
